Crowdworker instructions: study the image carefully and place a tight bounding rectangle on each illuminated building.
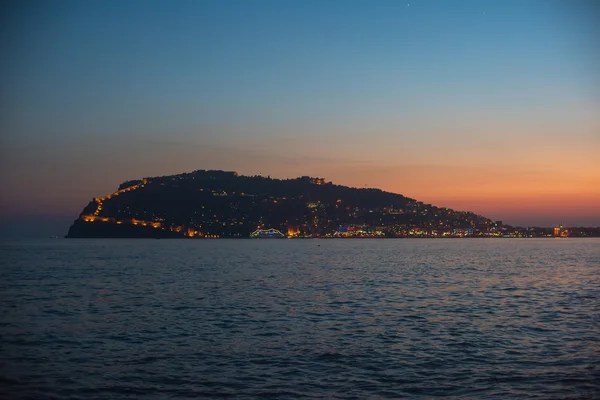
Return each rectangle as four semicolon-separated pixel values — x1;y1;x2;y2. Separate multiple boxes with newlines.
287;224;299;237
554;224;565;237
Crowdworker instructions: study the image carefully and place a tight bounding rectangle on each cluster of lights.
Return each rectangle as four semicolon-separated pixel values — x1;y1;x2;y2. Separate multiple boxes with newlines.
92;179;148;216
81;179;214;238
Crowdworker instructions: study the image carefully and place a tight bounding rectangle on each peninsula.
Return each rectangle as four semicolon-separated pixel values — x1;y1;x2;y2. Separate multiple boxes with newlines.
65;170;595;238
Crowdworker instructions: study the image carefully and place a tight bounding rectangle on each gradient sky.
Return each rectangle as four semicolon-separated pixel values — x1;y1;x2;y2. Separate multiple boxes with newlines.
1;0;599;235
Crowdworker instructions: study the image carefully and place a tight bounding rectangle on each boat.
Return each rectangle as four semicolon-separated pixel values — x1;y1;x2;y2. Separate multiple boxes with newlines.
249;228;286;238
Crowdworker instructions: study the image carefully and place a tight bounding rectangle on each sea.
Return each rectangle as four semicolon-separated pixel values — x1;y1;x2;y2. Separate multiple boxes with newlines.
1;238;599;399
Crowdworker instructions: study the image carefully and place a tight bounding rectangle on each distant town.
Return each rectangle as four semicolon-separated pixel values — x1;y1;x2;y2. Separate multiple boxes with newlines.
66;170;600;239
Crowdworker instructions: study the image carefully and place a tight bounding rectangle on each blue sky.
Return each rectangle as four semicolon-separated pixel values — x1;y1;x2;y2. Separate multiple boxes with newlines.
1;0;598;234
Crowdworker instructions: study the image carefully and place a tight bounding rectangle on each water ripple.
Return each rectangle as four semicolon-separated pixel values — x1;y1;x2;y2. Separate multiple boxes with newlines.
1;238;599;399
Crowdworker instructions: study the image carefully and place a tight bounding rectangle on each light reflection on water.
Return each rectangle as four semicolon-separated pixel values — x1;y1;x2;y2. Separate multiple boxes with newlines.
1;238;599;399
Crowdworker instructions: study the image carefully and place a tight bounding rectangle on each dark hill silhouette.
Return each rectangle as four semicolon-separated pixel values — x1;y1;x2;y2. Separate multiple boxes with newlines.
66;169;495;238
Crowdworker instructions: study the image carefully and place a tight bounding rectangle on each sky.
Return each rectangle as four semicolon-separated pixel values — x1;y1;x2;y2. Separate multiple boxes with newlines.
1;0;599;236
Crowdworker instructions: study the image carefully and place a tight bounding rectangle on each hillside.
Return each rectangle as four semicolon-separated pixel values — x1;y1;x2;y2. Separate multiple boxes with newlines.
66;170;496;238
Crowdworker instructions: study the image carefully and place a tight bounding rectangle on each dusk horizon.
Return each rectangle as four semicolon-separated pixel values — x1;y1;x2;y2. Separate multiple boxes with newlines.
63;166;600;229
1;167;599;241
1;167;599;240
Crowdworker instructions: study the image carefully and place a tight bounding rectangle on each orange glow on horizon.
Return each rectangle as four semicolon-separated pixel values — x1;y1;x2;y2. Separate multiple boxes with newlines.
2;145;598;227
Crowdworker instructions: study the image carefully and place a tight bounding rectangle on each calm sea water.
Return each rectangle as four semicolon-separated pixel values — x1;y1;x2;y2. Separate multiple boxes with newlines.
1;238;599;399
